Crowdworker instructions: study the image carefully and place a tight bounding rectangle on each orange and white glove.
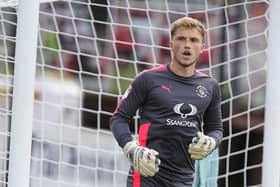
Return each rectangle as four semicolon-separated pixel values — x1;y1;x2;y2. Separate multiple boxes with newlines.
123;141;161;177
188;132;216;160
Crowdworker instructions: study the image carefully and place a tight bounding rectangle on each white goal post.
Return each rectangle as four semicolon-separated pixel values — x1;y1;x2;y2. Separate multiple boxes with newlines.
262;0;280;186
8;0;39;187
0;0;279;187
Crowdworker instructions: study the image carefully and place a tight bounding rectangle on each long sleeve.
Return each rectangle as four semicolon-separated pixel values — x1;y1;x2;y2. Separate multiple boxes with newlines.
110;72;150;147
203;81;223;146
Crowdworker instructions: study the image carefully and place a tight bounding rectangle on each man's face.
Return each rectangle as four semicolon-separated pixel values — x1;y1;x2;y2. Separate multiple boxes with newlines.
170;27;205;68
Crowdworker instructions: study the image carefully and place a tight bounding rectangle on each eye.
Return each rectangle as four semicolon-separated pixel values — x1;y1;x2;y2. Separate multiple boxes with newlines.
176;36;186;41
190;37;200;43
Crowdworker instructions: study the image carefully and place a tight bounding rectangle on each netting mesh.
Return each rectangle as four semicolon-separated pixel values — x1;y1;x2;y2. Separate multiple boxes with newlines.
0;4;16;186
0;0;269;186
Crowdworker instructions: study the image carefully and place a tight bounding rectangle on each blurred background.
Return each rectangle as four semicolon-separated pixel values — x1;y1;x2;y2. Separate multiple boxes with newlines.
0;0;268;186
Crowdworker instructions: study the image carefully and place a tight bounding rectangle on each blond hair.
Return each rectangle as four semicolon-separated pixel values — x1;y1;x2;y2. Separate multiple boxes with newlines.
170;17;206;40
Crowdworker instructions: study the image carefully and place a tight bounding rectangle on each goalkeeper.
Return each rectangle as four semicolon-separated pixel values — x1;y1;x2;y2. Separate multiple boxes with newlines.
110;16;223;187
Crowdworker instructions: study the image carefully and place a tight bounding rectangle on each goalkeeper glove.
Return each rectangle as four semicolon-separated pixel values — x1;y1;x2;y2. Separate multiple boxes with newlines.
188;132;216;160
123;141;161;177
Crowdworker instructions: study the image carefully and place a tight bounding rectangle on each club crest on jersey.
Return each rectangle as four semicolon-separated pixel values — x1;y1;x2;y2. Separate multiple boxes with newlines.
195;85;208;98
173;103;197;119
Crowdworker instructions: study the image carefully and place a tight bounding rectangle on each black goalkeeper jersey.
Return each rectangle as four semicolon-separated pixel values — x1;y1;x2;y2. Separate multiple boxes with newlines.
111;64;223;183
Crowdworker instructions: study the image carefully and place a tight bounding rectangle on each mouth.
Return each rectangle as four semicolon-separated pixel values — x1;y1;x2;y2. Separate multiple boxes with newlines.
182;51;191;57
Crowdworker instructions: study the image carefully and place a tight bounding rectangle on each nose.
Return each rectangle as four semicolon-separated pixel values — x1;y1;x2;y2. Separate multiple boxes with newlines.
184;39;191;48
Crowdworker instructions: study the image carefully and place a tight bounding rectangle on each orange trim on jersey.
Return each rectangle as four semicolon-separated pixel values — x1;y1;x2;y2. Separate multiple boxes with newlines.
133;123;151;187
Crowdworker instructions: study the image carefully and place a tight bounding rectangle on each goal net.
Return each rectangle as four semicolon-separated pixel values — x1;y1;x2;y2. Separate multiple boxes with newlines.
0;0;269;187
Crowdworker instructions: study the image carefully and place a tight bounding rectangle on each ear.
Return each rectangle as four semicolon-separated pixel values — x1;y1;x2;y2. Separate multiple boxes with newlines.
200;43;206;54
169;41;173;49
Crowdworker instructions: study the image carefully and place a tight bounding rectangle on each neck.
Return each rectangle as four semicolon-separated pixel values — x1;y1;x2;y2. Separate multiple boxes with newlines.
169;61;196;77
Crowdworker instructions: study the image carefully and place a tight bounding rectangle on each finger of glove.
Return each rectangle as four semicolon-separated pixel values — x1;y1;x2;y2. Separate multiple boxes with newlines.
149;149;159;156
207;137;216;150
191;132;204;144
139;156;160;175
197;132;215;147
139;161;158;177
143;158;160;173
143;149;161;168
132;149;151;177
137;154;158;176
137;165;151;177
147;155;161;167
133;147;144;170
191;154;204;160
189;150;208;158
141;150;160;174
192;135;206;145
127;148;137;163
189;143;209;151
189;146;207;154
137;149;158;174
141;148;161;165
124;142;138;154
149;152;160;166
189;149;208;156
188;146;209;160
133;147;161;176
197;131;204;138
124;142;139;163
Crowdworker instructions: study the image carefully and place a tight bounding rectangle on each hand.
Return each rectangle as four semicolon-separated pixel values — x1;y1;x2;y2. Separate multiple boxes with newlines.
123;141;161;177
188;132;216;160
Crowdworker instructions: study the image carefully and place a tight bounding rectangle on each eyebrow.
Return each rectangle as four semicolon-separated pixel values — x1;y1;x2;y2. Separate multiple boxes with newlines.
174;36;201;41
